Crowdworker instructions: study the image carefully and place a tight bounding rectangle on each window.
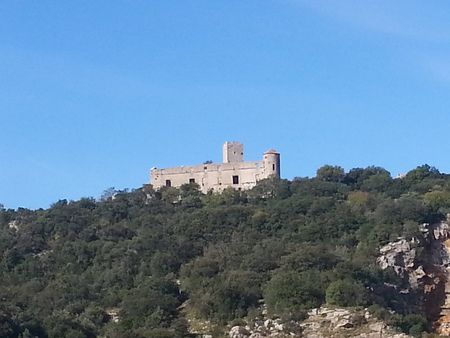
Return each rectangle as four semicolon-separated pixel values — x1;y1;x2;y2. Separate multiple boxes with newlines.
165;180;171;187
189;178;195;183
255;163;260;168
273;164;275;170
232;175;239;184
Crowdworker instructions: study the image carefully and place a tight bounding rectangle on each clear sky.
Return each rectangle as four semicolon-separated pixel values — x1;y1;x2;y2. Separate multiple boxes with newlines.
2;1;450;210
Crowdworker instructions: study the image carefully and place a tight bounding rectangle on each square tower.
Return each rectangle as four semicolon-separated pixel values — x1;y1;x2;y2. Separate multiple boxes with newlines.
222;141;244;163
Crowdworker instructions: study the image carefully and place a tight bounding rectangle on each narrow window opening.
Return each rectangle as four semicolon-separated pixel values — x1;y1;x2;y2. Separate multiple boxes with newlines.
189;178;195;183
165;180;171;187
232;175;239;185
273;164;275;170
255;163;260;168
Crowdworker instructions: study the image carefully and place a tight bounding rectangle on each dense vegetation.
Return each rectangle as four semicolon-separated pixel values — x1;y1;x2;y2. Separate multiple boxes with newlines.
1;164;449;337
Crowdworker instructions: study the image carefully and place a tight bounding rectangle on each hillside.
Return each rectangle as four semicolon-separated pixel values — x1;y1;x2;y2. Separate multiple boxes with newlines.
0;164;449;337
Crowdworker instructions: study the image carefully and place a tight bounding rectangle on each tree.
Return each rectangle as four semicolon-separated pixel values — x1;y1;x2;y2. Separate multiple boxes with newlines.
360;173;393;193
249;178;291;200
325;279;368;307
423;189;450;213
179;183;204;208
100;187;117;201
406;164;440;180
280;245;340;272
264;271;325;313
347;191;376;212
316;165;345;182
159;186;180;204
344;166;391;188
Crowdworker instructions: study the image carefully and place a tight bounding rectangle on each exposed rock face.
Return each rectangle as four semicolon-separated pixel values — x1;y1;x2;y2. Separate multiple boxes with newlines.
105;308;120;323
8;220;19;230
300;308;409;338
227;307;410;337
377;221;450;335
228;317;301;337
378;238;422;286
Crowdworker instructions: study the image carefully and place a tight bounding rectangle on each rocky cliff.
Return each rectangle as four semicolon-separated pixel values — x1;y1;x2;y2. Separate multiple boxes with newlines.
225;221;450;337
377;221;450;335
190;222;450;337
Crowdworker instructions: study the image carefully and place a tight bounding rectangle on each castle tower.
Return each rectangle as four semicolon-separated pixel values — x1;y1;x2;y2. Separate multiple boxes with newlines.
223;141;244;163
263;149;281;178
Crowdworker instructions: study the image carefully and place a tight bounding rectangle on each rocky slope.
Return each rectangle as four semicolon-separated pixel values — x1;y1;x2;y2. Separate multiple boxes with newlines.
221;221;450;337
377;221;450;335
224;307;410;338
191;221;450;337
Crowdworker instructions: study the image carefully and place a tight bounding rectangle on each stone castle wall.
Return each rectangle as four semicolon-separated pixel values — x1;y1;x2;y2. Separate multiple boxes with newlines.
150;142;280;193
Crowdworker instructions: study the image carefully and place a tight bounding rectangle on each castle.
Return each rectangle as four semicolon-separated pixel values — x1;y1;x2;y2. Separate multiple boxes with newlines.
150;142;280;193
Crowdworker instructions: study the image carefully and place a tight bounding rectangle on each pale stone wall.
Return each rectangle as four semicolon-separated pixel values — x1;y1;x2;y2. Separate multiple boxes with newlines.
223;141;244;163
150;143;280;193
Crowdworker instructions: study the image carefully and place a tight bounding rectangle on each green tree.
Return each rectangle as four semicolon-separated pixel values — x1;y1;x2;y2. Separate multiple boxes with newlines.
405;164;440;183
316;165;345;182
264;271;325;313
325;279;368;307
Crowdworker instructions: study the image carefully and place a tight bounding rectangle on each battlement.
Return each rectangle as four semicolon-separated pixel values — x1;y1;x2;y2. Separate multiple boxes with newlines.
150;142;280;193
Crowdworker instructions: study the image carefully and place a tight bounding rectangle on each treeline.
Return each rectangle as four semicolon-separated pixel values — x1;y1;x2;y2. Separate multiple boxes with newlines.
0;164;449;337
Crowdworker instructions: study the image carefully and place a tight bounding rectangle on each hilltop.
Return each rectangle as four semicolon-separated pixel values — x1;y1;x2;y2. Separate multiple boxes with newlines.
0;164;449;337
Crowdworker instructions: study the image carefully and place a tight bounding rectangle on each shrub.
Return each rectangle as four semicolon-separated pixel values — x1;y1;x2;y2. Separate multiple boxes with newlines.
325;279;368;307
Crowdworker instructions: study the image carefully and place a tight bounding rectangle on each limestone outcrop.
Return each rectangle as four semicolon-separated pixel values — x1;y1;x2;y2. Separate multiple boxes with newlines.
377;221;450;335
226;307;410;338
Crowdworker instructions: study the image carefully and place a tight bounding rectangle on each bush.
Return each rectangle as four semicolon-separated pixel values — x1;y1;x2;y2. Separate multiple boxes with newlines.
395;314;430;336
264;271;325;313
325;279;368;307
367;304;391;320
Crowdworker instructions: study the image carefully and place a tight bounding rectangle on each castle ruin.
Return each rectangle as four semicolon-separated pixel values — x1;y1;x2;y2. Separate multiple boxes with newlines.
150;142;280;193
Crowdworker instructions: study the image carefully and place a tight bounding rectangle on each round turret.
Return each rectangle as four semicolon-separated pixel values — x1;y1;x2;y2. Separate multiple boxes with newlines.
263;149;280;178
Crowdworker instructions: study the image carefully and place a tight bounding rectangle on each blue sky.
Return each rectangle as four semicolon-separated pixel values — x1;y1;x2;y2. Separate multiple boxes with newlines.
2;1;450;209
